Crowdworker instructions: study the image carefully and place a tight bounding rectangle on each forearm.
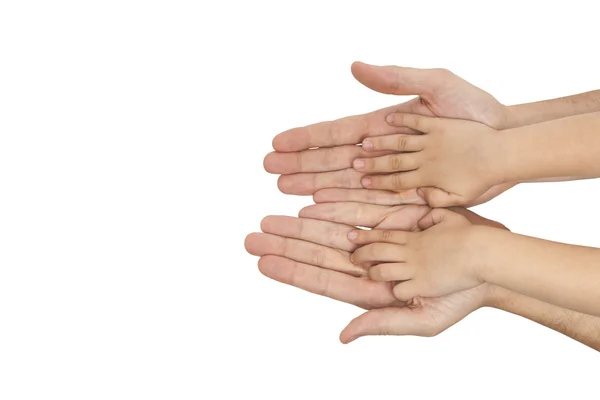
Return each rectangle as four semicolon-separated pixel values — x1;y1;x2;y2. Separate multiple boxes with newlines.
474;226;600;317
504;90;600;129
496;112;600;183
486;285;600;351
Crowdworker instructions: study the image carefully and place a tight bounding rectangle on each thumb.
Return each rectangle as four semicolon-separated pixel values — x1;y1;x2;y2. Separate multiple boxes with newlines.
417;187;465;208
417;207;465;231
351;61;440;96
340;307;426;344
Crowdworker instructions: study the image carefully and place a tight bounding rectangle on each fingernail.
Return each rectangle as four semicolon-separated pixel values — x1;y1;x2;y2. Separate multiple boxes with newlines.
347;230;358;241
362;139;373;150
353;159;365;170
386;114;395;123
361;177;371;188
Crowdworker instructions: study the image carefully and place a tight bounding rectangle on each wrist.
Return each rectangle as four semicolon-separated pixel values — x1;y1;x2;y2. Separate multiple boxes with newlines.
465;225;500;284
481;284;513;309
495;104;519;130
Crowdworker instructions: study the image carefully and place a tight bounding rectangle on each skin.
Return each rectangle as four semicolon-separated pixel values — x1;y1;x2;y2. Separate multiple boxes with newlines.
349;208;600;318
245;204;600;350
264;61;515;206
357;111;600;206
265;62;600;207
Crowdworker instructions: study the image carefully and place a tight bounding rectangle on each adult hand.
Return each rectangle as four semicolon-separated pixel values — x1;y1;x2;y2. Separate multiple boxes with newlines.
245;203;507;342
263;62;515;207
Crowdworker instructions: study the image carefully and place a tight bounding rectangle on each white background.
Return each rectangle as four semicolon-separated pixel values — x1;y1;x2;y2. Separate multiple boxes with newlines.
1;1;599;399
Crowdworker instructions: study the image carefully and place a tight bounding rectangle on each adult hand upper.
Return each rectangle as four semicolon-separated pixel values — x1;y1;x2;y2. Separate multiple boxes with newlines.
263;62;515;207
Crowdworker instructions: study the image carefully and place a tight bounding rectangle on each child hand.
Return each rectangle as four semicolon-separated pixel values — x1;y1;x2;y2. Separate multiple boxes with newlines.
354;113;505;207
348;209;485;301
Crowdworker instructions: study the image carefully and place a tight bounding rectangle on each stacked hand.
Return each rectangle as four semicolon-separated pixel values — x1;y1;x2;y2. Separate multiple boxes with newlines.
245;203;502;342
264;61;516;207
246;61;600;347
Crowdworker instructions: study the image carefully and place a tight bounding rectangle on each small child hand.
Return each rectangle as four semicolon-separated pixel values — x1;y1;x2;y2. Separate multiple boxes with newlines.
354;113;505;207
348;209;484;301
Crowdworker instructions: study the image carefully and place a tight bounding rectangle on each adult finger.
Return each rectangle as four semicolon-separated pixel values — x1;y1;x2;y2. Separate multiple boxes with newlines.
277;168;363;195
264;146;391;174
313;188;426;206
258;255;402;310
260;215;357;252
339;307;432;344
271;105;419;152
351;61;445;97
244;233;365;276
347;229;410;245
299;202;430;231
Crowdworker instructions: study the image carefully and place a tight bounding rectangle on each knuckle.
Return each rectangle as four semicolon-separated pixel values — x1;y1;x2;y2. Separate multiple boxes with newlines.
389;155;402;170
433;68;453;79
329;119;342;143
323;147;339;169
391;174;404;190
314;268;331;297
312;248;326;267
380;230;393;242
396;135;408;151
411;116;420;130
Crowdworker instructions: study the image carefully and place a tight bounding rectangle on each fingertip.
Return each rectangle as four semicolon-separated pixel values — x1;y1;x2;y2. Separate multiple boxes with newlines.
263;152;287;174
361;176;372;188
298;205;311;217
339;326;359;344
352;159;365;171
312;190;326;203
276;175;294;194
259;215;275;232
361;139;374;150
347;230;359;241
244;232;261;254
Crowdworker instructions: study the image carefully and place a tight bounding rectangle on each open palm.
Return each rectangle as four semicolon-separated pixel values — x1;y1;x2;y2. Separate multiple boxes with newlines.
264;61;515;207
245;203;503;342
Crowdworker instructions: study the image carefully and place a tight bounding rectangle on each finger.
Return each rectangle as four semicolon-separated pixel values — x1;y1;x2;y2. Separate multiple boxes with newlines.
362;134;426;152
386;113;437;133
393;280;423;302
417;187;466;208
353;153;421;173
244;233;365;276
263;146;391;174
272;105;420;152
260;215;357;252
258;255;402;310
351;243;406;265
351;62;443;96
299;202;395;227
362;171;423;191
368;263;415;282
313;188;426;206
347;229;410;245
339;307;426;344
417;208;467;231
278;168;363;195
299;202;430;231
